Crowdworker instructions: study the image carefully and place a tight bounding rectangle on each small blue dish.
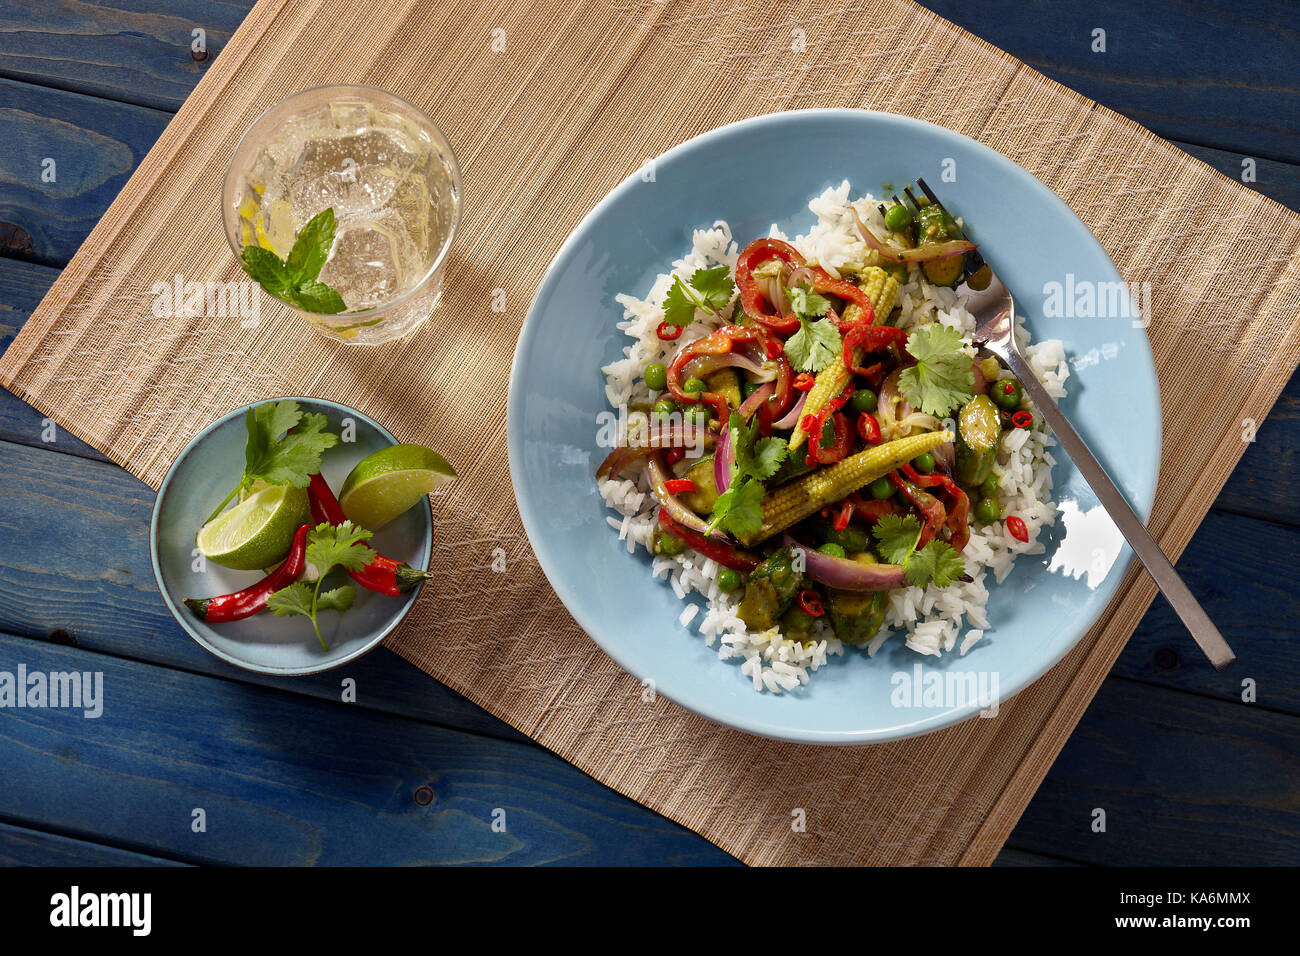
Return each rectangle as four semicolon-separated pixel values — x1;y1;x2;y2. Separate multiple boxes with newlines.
509;109;1161;743
150;397;433;676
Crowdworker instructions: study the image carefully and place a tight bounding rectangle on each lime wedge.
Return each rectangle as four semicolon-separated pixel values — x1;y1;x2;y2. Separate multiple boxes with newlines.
197;483;310;570
339;443;456;530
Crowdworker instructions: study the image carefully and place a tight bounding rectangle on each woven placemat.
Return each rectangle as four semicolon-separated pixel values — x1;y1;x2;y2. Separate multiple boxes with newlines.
3;0;1298;866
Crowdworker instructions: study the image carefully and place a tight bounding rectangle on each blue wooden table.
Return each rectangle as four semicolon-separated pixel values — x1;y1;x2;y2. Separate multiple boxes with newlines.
0;1;1296;866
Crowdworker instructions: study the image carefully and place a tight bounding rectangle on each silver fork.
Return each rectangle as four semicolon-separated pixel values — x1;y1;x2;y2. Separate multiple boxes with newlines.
916;184;1236;671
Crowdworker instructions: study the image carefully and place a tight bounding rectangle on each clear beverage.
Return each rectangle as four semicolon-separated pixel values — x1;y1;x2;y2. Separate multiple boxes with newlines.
223;86;460;345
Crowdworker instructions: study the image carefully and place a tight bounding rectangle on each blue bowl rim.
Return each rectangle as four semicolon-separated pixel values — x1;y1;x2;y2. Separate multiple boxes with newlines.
508;107;1161;743
149;396;434;677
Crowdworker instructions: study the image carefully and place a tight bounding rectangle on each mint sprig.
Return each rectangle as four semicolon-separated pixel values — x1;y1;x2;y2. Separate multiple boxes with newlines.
240;207;347;314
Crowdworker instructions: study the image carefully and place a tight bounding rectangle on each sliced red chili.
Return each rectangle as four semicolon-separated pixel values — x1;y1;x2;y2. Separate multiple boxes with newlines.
1002;382;1017;395
832;500;854;532
796;589;825;618
857;412;881;445
663;447;686;466
657;320;683;341
663;478;696;496
1011;410;1034;429
793;372;816;391
1006;515;1029;543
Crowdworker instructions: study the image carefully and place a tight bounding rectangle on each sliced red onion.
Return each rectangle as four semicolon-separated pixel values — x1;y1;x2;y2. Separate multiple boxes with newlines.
788;264;815;291
772;390;807;429
971;359;988;395
784;535;907;591
737;381;774;419
851;207;976;264
595;424;714;479
714;427;734;495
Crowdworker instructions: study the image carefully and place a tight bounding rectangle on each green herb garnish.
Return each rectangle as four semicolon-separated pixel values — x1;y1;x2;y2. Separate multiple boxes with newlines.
705;411;788;538
783;283;842;373
896;324;975;417
203;399;338;523
240;207;347;314
662;266;736;328
267;521;376;650
871;513;965;588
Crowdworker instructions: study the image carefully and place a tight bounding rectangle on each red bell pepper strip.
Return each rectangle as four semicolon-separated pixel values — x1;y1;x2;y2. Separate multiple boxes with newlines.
889;472;947;548
850;495;904;524
832;500;855;532
843;324;908;378
809;267;874;320
857;412;881;445
793;372;815;391
308;474;435;596
900;463;971;553
184;523;310;622
657;508;759;573
663;478;697;496
807;410;852;466
734;238;804;335
665;324;793;422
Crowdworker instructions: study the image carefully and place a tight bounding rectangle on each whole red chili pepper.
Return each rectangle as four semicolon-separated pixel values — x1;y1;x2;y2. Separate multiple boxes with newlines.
796;589;825;618
657;508;759;572
308;473;435;596
184;523;310;622
1006;515;1029;543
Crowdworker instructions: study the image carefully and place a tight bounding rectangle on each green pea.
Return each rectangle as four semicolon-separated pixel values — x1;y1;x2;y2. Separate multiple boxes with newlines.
850;389;878;413
818;543;847;559
644;363;668;391
652;398;676;422
992;377;1023;410
682;377;707;395
884;203;912;233
657;531;687;557
682;404;709;426
974;496;1001;524
979;474;1000;500
741;380;759;399
717;568;742;593
869;477;895;500
912;451;935;474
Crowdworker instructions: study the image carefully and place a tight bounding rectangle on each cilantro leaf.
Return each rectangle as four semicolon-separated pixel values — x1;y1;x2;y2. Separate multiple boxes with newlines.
905;540;966;589
266;581;314;618
662;267;735;327
285;208;335;285
315;586;356;613
306;520;378;577
872;513;923;565
269;522;375;650
790;285;832;319
688;266;735;312
897;324;975;417
748;436;789;481
707;478;765;538
244;404;339;489
785;316;843;373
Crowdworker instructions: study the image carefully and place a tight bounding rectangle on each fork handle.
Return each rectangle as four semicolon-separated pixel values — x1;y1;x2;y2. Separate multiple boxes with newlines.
1000;348;1237;671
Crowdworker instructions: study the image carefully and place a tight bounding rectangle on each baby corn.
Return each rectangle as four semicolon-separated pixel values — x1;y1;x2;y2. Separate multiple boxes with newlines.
789;267;900;450
737;430;950;546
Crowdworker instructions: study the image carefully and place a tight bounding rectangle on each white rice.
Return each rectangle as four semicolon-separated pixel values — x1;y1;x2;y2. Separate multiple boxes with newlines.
598;182;1069;692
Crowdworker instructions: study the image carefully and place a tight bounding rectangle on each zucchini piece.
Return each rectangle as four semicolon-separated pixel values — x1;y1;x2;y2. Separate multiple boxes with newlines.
737;547;806;631
704;368;742;410
825;589;887;645
955;394;1002;485
915;204;966;288
679;454;719;515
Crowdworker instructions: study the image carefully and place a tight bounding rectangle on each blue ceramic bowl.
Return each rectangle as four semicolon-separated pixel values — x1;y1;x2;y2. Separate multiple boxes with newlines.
151;398;433;675
509;109;1160;743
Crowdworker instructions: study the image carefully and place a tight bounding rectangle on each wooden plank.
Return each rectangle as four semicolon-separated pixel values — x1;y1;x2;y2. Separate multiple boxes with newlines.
0;0;255;113
917;0;1300;163
1113;510;1300;708
0;820;187;866
0;78;169;266
0;438;531;744
991;847;1084;867
0;258;108;461
0;631;739;865
1214;374;1299;524
1007;676;1300;865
